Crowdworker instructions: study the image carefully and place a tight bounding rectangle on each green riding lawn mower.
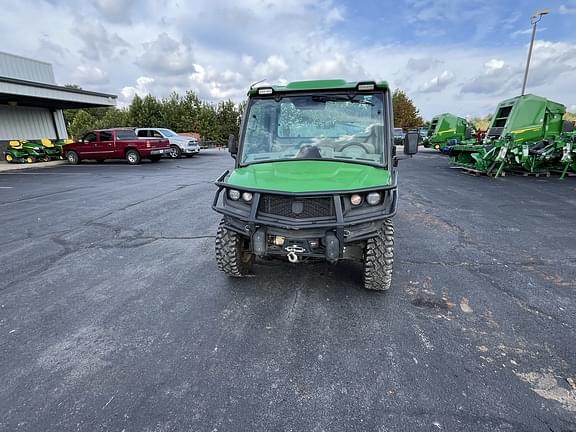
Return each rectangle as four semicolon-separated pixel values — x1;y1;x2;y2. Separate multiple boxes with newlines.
423;113;476;152
35;138;73;160
3;138;73;163
449;94;576;178
3;140;48;163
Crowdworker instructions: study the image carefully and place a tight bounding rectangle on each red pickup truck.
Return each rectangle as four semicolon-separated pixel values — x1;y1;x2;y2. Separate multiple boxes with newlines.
63;128;171;165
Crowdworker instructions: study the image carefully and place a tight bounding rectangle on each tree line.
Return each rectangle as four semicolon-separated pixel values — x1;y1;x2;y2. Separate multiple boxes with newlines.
64;88;425;140
64;92;242;143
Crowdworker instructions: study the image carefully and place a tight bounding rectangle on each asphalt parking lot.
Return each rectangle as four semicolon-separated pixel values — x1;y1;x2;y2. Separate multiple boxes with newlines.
1;149;575;431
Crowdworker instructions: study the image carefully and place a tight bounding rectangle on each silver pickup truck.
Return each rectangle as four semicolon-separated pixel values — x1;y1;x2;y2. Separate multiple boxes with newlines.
136;128;201;158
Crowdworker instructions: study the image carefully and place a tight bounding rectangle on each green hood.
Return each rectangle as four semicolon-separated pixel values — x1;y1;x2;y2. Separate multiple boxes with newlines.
227;160;391;193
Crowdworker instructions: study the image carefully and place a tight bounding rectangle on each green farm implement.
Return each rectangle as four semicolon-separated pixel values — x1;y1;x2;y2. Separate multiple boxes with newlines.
423;113;476;152
449;94;576;178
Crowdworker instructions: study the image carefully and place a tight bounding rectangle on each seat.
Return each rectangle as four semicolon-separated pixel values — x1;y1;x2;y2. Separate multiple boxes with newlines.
41;138;54;148
9;140;23;149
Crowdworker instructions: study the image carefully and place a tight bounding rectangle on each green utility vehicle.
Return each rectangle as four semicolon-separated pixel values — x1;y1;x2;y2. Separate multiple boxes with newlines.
450;94;572;176
424;113;475;151
3;140;47;163
212;80;419;291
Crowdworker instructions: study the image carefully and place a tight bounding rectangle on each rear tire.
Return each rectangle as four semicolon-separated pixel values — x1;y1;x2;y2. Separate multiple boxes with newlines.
66;151;79;165
126;149;141;165
5;154;14;163
363;219;394;291
168;145;182;159
215;219;254;277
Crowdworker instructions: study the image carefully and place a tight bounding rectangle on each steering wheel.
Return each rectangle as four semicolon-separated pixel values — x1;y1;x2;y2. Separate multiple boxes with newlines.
339;142;370;155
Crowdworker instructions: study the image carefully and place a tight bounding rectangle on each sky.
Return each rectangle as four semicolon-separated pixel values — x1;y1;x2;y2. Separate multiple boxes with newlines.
2;0;576;118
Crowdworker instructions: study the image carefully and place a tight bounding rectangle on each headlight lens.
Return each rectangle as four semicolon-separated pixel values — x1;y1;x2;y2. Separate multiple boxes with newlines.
366;192;381;205
228;189;241;200
242;192;253;202
350;194;362;206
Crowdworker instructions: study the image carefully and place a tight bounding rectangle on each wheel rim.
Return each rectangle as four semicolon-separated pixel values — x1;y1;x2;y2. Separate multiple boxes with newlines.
6;155;13;162
169;147;178;158
67;153;76;163
128;153;137;163
27;157;33;163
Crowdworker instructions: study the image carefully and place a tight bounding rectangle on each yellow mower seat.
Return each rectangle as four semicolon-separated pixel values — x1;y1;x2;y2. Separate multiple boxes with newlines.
9;140;23;149
41;138;54;148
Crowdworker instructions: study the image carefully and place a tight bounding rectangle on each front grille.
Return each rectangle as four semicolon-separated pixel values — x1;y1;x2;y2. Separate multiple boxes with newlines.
259;195;335;219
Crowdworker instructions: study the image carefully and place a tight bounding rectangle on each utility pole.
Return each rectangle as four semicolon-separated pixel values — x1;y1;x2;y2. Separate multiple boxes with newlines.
521;9;550;95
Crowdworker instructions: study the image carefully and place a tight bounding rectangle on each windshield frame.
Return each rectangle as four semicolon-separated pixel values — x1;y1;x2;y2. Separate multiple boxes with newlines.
237;89;391;169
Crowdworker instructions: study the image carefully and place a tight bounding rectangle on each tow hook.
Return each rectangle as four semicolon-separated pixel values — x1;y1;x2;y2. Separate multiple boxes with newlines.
285;245;305;263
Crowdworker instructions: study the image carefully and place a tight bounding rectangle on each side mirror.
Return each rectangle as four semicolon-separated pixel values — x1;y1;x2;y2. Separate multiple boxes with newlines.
228;134;238;157
403;129;419;155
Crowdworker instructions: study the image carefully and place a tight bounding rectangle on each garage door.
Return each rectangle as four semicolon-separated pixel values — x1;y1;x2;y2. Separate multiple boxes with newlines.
0;105;56;140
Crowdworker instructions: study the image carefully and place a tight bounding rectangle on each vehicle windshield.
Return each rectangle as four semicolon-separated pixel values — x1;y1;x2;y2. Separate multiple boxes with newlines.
159;129;178;137
241;93;387;166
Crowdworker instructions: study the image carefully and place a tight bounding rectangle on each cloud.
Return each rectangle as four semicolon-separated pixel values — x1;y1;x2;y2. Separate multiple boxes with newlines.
136;33;195;76
75;20;130;62
3;0;576;120
121;76;156;101
524;41;576;87
303;53;367;80
326;5;346;25
72;65;109;85
253;55;289;80
93;0;136;23
461;58;519;95
418;70;455;93
559;4;576;14
189;64;245;100
511;27;547;38
406;57;442;73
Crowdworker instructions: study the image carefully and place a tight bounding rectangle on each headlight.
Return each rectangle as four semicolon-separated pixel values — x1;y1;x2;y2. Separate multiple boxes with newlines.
228;189;241;200
366;192;381;205
242;192;253;202
350;194;362;206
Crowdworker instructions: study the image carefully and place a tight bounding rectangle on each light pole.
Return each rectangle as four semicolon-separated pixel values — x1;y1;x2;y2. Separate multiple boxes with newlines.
521;9;550;95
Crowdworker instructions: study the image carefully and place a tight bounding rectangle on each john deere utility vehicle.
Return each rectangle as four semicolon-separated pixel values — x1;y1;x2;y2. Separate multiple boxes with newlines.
213;80;418;291
423;113;475;152
3;140;47;163
450;94;574;177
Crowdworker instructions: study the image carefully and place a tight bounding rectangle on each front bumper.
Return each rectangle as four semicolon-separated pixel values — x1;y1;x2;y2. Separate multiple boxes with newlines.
212;171;397;261
183;147;200;154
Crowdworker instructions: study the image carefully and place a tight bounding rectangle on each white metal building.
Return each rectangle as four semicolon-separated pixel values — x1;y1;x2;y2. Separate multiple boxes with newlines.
0;51;116;159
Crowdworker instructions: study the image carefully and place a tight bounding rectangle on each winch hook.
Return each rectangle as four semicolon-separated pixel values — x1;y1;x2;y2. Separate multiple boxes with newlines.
287;251;298;263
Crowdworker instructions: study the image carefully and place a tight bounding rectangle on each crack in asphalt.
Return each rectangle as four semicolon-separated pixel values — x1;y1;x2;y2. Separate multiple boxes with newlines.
0;180;218;293
0;186;88;206
472;266;573;330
